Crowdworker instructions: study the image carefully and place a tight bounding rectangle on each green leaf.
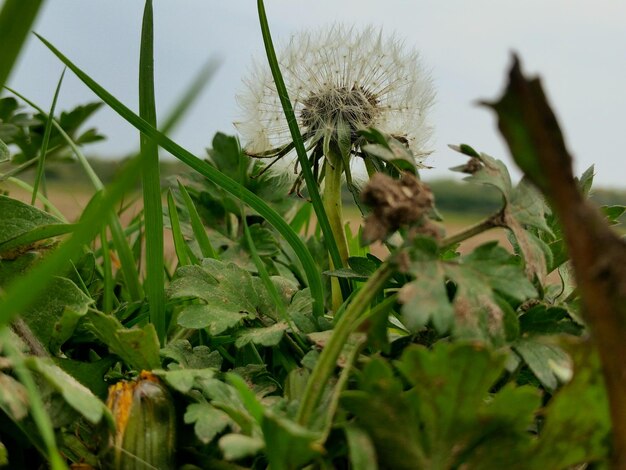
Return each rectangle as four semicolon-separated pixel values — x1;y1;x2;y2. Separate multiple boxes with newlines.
530;344;611;468
234;322;288;348
169;260;268;334
456;147;553;280
54;357;115;399
85;310;160;371
0;195;62;248
400;239;536;343
345;424;378;470
0;138;9;162
513;339;572;391
184;402;231;444
262;411;323;470
12;277;93;353
154;368;216;394
219;434;264;461
0;371;29;420
342;343;541;469
160;339;223;369
0;440;7;466
518;305;583;336
34;33;325;316
25;356;109;424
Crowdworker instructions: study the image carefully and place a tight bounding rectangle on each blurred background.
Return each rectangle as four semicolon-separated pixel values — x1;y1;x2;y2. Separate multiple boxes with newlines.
5;0;626;188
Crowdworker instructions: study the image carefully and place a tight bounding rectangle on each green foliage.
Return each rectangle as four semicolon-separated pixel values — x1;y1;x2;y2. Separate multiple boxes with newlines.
0;4;620;469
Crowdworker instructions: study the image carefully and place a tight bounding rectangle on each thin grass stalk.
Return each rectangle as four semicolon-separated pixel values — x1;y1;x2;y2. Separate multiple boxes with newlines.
297;261;393;426
100;226;114;313
31;69;65;205
139;0;166;343
35;33;326;318
256;0;351;302
177;180;217;259
167;189;191;266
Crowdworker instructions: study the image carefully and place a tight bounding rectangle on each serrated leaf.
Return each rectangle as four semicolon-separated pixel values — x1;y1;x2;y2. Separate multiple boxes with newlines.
342;343;541;469
400;239;536;342
455;147;552;280
154;368;216;394
25;356;109;424
160;339;223;369
234;322;288;348
513;339;572;391
519;305;583;336
85;310;160;371
169;259;266;334
184;402;231;444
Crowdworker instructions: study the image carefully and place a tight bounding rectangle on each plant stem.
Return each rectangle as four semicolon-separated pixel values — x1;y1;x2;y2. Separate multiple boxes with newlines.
296;261;393;427
440;211;504;248
323;150;350;312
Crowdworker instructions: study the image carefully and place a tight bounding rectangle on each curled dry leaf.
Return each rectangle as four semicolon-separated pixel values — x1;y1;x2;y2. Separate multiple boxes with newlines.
361;172;434;243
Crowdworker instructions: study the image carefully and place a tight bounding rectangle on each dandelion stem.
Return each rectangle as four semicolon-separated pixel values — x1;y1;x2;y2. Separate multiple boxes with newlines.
323;150;350;311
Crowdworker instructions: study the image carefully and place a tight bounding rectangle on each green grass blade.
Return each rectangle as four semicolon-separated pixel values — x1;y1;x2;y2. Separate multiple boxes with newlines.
100;226;114;313
256;0;350;301
177;180;217;259
166;188;191;266
0;0;45;89
0;329;68;469
160;57;220;136
4;86;144;301
139;0;166;343
0;156;143;328
31;68;65;205
35;33;325;318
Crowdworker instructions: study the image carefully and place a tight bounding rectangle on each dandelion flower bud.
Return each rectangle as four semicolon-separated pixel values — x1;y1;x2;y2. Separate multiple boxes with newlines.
235;24;435;181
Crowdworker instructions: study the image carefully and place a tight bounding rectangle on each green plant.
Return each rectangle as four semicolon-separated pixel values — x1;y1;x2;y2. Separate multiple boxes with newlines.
0;1;624;469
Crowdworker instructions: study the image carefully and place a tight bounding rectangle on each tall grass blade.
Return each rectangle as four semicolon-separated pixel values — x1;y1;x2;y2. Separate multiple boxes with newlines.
35;33;326;318
256;0;350;301
177;180;217;259
31;68;65;205
100;226;114;313
0;0;45;89
167;188;192;266
139;0;166;343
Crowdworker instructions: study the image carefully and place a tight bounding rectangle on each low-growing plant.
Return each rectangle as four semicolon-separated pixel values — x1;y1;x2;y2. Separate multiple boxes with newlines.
0;1;624;469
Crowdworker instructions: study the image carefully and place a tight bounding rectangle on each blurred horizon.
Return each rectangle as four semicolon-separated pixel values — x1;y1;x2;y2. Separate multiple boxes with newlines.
5;0;626;188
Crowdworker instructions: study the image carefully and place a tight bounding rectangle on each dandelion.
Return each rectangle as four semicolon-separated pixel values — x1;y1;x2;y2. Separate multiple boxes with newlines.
236;24;435;311
235;24;435;185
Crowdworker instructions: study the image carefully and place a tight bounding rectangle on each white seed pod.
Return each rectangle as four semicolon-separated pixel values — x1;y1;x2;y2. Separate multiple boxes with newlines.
235;24;435;181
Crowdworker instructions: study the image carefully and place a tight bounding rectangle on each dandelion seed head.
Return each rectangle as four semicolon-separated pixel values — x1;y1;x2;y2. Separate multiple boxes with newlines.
235;24;435;179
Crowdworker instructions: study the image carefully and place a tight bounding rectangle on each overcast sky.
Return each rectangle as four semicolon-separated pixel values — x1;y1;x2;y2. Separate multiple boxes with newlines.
6;0;626;187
